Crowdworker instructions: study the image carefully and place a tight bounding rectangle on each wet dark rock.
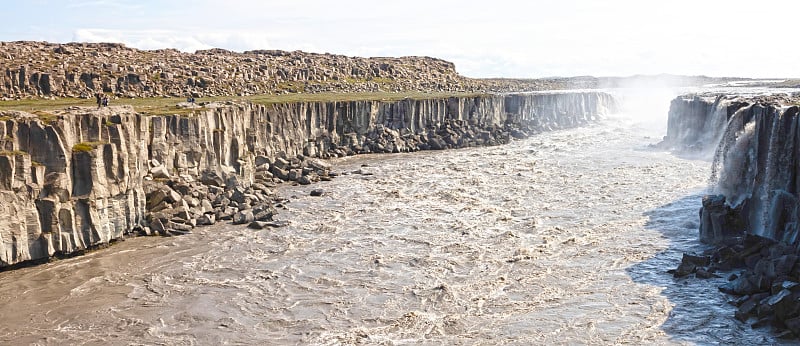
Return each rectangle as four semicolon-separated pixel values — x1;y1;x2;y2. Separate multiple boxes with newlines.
247;220;289;229
247;221;269;230
230;188;247;204
696;268;720;279
272;167;290;181
298;175;313;185
683;233;800;336
196;213;216;226
288;169;303;181
274;157;290;169
699;194;746;245
255;155;270;168
672;253;711;278
149;218;166;235
253;205;275;222
263;220;289;228
786;317;800;335
233;210;255;225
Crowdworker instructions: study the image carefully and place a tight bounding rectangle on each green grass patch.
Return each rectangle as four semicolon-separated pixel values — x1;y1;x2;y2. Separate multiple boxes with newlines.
0;98;91;112
138;106;198;117
31;111;60;124
72;141;105;152
0;150;27;156
246;91;487;105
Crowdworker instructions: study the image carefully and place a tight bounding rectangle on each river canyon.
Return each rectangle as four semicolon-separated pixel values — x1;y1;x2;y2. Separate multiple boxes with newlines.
1;86;799;344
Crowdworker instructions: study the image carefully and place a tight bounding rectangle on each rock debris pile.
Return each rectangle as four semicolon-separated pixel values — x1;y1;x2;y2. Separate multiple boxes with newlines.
673;235;800;338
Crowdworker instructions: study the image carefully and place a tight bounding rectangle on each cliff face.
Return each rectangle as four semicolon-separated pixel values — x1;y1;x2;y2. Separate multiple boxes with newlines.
662;94;800;245
665;94;800;336
0;91;617;267
658;95;748;155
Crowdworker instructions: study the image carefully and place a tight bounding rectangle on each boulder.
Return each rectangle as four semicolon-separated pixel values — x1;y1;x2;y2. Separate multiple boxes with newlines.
196;213;216;226
200;170;225;187
247;221;269;230
306;158;331;171
149;218;166;235
233;209;254;225
150;165;171;179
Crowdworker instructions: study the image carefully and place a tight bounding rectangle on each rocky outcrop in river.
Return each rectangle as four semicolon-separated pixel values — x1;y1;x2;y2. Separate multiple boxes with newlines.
0;91;617;267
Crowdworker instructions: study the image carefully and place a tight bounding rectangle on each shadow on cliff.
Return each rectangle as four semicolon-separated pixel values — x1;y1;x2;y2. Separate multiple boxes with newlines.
626;194;789;345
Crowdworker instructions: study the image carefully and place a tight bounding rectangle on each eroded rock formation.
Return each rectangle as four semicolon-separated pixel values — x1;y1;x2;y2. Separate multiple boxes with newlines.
0;91;617;267
665;93;800;336
662;93;800;245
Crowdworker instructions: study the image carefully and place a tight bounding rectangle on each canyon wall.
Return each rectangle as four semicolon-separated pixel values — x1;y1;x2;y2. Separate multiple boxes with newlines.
662;94;800;245
0;91;617;267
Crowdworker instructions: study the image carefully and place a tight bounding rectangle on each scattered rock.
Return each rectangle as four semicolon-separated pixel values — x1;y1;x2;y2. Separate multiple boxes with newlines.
675;233;800;337
233;210;255;225
150;165;171;179
310;189;325;197
196;214;216;226
247;221;269;230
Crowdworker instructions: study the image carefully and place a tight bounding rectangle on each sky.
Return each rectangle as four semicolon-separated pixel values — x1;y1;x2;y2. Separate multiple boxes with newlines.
0;0;797;78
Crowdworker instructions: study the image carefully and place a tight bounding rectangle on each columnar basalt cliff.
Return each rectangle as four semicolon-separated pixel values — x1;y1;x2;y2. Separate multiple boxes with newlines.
662;93;800;244
659;95;749;155
664;93;800;335
0;92;617;267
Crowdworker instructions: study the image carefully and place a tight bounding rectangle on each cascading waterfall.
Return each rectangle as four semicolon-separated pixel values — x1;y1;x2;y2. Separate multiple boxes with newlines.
660;94;747;159
700;97;734;157
709;107;758;209
687;95;800;245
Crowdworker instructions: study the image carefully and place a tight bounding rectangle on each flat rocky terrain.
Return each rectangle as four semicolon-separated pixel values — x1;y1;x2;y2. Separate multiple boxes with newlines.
1;41;754;101
0;41;566;100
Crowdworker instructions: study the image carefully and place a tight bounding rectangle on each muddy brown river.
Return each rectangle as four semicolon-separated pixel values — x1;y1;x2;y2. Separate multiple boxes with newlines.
0;97;786;345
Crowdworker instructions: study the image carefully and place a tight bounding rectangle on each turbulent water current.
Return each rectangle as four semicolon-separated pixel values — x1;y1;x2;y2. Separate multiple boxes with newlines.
0;93;788;345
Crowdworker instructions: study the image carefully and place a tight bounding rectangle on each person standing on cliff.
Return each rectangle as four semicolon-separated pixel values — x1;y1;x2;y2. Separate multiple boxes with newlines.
102;96;109;107
95;92;103;108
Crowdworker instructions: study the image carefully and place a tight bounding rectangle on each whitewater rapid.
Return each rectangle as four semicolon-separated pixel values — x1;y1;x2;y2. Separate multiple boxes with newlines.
0;99;786;345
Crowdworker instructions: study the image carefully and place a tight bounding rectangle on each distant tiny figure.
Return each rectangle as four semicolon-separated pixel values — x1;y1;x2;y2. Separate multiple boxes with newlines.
102;96;109;107
95;93;103;108
187;96;195;104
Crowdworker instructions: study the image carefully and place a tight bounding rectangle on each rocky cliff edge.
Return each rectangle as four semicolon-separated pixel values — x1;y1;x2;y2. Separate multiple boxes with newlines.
0;92;617;267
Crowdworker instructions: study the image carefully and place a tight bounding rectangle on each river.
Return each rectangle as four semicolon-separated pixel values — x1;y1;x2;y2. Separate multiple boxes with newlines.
0;91;786;345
